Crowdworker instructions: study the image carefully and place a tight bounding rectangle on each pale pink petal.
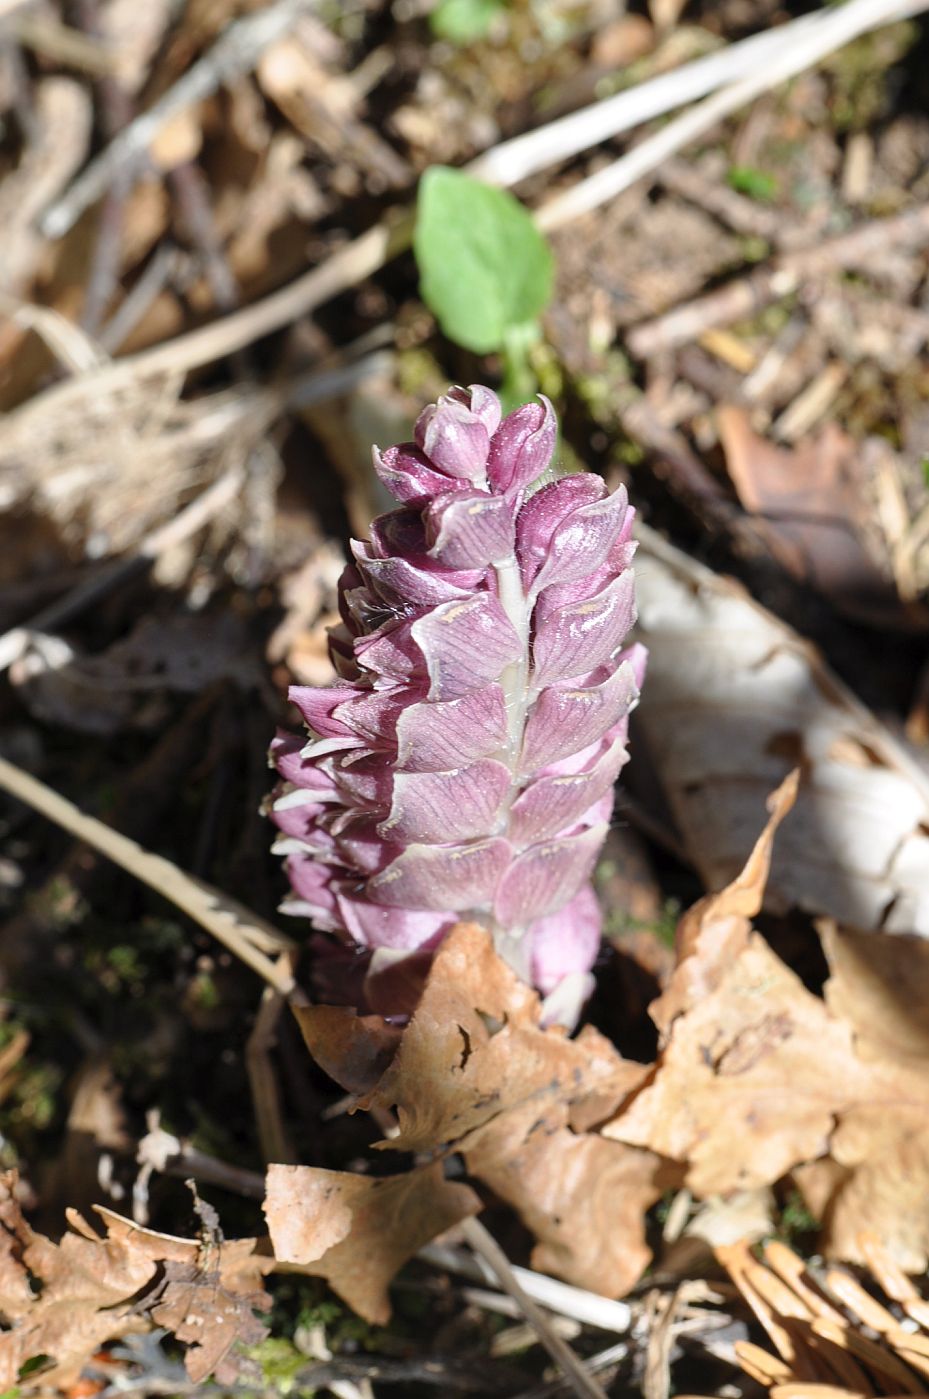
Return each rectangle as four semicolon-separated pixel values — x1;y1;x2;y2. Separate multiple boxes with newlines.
447;384;502;437
414;395;491;482
411;594;521;700
516;474;605;586
336;894;452;951
487;396;556;495
531;572;636;686
521;659;641;770
380;760;511;843
493;822;608;926
528;885;602;994
508;738;625;845
396;685;508;771
425;490;515;569
368;837;511;911
373;443;472;503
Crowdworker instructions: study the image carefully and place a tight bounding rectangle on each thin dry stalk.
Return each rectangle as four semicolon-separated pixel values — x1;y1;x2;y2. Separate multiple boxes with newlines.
627;202;929;358
460;1217;611;1399
0;463;245;673
419;1242;633;1333
0;753;301;999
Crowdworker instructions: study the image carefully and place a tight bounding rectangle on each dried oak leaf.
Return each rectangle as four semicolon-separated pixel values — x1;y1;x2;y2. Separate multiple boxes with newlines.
649;771;799;1036
0;1174;270;1391
292;1004;402;1098
291;925;667;1298
264;1162;480;1324
367;923;644;1153
462;1103;673;1296
603;797;929;1272
604;930;869;1194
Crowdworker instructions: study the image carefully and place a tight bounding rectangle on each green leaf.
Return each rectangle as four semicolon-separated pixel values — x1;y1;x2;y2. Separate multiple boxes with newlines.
726;165;778;202
430;0;506;44
414;166;553;355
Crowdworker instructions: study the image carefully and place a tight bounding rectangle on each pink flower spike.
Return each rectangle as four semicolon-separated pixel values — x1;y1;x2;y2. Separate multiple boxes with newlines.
267;385;644;1027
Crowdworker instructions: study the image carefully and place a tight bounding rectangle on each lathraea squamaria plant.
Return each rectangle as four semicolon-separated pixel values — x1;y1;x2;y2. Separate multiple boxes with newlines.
268;386;645;1027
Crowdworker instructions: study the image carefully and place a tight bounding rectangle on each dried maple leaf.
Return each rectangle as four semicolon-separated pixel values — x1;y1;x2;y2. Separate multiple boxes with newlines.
648;771;799;1036
604;930;870;1194
264;1162;480;1324
0;1173;271;1391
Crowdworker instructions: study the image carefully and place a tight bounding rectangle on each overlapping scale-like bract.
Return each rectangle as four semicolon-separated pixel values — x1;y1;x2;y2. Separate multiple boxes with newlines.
268;386;645;1026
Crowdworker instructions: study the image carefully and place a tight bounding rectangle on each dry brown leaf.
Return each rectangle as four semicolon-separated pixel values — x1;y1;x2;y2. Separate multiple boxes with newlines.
264;1162;480;1324
462;1105;672;1296
604;931;867;1195
292;1004;402;1098
0;1173;270;1390
718;407;903;627
649;771;798;1036
602;798;929;1272
367;924;643;1154
289;925;666;1298
633;522;929;939
819;920;929;1066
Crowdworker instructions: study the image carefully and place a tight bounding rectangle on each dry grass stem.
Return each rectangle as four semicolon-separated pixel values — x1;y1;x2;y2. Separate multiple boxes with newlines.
0;753;301;999
0;463;245;673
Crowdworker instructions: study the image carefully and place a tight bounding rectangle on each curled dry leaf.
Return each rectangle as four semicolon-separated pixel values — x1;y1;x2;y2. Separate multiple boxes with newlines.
0;1173;271;1390
288;924;669;1299
603;788;929;1273
633;522;929;938
718;406;907;627
264;1162;480;1325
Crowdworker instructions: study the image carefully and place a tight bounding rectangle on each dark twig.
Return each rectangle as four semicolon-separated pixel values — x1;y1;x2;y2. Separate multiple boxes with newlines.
72;0;134;337
41;0;314;239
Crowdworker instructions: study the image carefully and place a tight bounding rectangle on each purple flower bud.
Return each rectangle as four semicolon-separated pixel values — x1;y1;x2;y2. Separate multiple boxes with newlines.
486;395;556;495
414;393;492;483
268;385;644;1026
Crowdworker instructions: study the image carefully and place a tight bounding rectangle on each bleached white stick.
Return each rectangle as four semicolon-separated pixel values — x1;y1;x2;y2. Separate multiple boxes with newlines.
536;0;929;230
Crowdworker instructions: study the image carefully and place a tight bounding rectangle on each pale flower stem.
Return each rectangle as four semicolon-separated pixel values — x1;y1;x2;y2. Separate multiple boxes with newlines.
491;553;533;969
494;554;531;770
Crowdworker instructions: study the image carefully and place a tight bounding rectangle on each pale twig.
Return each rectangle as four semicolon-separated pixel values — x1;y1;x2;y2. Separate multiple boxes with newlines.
0;463;245;674
136;1118;265;1204
419;1242;633;1333
21;219;403;406
535;0;929;231
460;1217;611;1399
246;978;298;1165
9;12;117;75
41;0;315;239
98;244;180;353
468;10;824;188
0;753;301;999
